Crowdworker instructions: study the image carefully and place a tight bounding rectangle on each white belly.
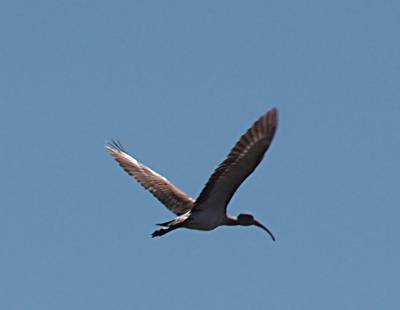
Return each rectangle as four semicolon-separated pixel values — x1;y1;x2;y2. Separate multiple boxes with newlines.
184;210;226;231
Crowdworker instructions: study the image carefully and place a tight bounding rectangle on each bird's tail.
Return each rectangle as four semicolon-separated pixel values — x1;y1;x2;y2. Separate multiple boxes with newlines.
156;220;174;227
156;215;189;227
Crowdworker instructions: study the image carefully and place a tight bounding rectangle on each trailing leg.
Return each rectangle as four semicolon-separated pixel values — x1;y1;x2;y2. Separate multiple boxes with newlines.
151;226;179;237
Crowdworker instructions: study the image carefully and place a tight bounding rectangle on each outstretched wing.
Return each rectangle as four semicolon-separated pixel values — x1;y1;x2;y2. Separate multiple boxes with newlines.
193;108;278;212
106;141;195;215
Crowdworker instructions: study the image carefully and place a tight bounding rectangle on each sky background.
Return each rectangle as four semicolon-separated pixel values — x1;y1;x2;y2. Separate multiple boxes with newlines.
1;1;399;309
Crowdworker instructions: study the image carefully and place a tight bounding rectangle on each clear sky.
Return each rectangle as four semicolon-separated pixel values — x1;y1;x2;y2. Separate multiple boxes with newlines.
1;1;399;309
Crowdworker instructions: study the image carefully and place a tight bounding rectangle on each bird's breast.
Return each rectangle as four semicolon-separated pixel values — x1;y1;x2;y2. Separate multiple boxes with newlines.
184;210;226;231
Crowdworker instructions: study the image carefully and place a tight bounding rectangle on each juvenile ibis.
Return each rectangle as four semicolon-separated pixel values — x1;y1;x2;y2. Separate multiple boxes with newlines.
106;108;278;240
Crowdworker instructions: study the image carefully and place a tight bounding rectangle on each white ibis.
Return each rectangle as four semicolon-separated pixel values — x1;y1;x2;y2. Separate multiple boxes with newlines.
106;108;278;241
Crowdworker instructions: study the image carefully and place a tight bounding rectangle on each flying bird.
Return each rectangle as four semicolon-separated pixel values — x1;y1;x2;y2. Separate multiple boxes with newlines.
106;108;278;240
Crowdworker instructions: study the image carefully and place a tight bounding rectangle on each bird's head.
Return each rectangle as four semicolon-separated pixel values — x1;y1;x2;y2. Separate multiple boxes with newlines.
237;213;275;241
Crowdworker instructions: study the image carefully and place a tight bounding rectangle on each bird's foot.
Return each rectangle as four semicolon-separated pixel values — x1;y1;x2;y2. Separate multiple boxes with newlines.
151;228;169;238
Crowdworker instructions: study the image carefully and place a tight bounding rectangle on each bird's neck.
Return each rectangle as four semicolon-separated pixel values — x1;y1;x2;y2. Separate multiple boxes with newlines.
222;215;239;226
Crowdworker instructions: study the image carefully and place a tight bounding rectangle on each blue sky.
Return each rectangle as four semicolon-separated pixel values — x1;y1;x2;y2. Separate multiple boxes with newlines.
1;1;399;309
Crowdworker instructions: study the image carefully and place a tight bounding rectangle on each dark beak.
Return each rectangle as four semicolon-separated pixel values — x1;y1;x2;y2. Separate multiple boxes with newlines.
254;220;275;241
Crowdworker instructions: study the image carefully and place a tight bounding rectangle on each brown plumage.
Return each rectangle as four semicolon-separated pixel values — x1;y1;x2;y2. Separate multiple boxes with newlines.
106;107;278;240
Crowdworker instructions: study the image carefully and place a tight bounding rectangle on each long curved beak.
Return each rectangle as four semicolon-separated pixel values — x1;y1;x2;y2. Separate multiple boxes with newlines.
254;220;275;241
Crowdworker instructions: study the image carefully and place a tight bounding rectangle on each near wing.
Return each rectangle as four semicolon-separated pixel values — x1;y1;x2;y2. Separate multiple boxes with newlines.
193;108;278;212
106;141;195;215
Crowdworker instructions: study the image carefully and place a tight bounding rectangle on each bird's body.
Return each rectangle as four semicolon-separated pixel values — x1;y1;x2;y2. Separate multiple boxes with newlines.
106;108;278;240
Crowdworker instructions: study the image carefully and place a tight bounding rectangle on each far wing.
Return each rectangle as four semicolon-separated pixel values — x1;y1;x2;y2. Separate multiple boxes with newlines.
106;141;194;215
193;108;278;212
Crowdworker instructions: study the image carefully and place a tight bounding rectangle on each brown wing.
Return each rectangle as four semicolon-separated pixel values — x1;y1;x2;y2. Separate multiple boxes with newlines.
106;141;194;215
193;108;278;212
